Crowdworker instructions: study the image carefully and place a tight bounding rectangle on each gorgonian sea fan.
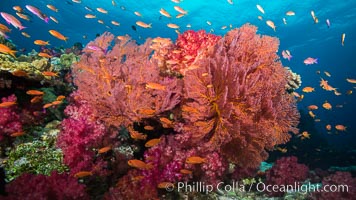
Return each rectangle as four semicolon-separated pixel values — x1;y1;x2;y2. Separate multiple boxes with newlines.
72;32;182;128
181;24;300;168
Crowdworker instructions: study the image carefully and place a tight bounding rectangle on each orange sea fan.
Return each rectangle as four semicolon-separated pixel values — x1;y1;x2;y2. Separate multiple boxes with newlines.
180;24;299;168
72;33;182;128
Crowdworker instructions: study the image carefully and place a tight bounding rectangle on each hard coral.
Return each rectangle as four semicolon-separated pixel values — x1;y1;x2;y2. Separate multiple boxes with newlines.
0;94;22;141
5;171;89;200
180;24;300;168
265;156;309;196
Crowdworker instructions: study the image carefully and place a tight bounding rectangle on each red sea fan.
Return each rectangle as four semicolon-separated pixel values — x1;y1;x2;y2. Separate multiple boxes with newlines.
72;33;182;128
0;94;22;141
5;171;89;200
181;24;299;168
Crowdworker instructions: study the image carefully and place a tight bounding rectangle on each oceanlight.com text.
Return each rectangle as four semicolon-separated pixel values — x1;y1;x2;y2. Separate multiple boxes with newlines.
172;181;349;195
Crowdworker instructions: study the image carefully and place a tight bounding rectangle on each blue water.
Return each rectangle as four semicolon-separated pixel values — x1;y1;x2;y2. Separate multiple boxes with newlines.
1;0;355;149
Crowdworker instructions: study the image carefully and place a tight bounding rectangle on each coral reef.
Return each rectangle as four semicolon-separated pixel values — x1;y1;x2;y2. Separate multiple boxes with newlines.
59;53;79;69
4;121;67;182
0;24;302;198
0;94;22;141
0;53;49;74
265;156;309;196
4;171;89;199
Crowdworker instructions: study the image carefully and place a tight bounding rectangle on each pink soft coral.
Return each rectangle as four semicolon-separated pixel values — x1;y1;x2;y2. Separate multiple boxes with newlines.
312;171;356;200
0;94;22;141
265;156;309;196
57;97;107;175
5;171;89;200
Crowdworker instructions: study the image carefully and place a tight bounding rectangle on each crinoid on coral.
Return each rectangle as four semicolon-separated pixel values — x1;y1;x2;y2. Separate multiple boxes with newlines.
180;24;300;168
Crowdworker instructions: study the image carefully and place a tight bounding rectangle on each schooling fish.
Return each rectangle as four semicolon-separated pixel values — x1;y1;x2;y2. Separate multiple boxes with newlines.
26;5;49;23
303;57;318;65
0;12;26;30
256;4;265;14
326;19;330;28
266;20;276;31
0;44;17;57
49;30;68;41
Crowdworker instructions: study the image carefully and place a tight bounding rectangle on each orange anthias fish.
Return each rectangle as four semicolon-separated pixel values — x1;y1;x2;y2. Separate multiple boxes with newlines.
159;8;171;18
85;14;96;19
346;78;356;84
266;20;276;31
43;103;53;109
12;70;28;77
136;21;152;28
322;102;332;110
302;86;315;93
146;82;166;90
34;40;50;46
320;78;337;91
49;30;68;41
56;95;66;101
0;44;17;57
0;101;17;108
286;11;295;16
326;124;332;131
26;90;44;95
30;96;42;104
42;71;58;77
167;23;179;29
74;171;93;178
21;32;31;38
128;127;147;140
96;8;108;14
256;4;265;14
174;6;188;14
51;100;62;106
308;105;318;110
10;131;25;137
157;182;174;189
143;125;154;131
180;169;192;174
128;159;153;169
159;117;173;128
98;146;112;154
38;52;52;58
298;131;310;140
335;125;347;131
46;4;58;12
186;156;206;164
145;138;161;148
308;111;316;118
